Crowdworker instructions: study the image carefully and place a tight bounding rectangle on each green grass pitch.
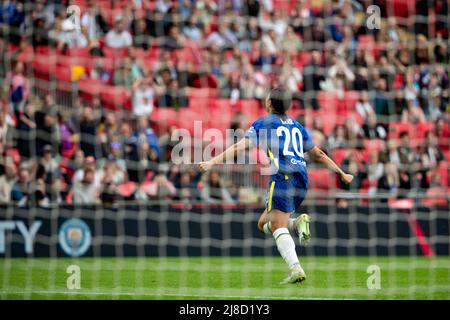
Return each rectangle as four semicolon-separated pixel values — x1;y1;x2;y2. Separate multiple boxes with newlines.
1;257;449;300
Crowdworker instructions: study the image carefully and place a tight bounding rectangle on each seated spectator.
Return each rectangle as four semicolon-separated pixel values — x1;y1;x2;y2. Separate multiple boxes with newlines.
158;79;189;108
175;171;197;201
377;162;399;197
99;161;119;207
72;166;98;204
423;131;444;167
31;177;50;207
367;151;384;195
143;172;176;200
362;113;387;140
72;156;102;190
134;117;161;160
201;171;234;204
398;131;413;165
113;58;134;88
11;165;31;205
355;91;374;121
80;0;108;41
183;15;203;41
206;20;237;50
163;25;185;51
280;26;302;55
0;158;17;203
90;59;112;84
40;144;60;184
339;152;367;191
105;18;132;49
327;124;348;150
57;19;88;50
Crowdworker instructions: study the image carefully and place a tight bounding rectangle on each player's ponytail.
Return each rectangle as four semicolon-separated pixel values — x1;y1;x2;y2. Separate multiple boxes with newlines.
268;88;292;116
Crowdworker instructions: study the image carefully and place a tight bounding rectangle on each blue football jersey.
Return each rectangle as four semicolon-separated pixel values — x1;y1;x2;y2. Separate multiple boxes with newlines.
245;114;315;176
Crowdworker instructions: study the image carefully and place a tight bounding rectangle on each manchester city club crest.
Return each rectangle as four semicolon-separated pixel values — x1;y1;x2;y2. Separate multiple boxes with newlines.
58;219;91;257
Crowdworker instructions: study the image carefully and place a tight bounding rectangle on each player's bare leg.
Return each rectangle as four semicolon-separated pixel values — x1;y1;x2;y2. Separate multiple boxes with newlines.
258;210;311;246
258;209;306;284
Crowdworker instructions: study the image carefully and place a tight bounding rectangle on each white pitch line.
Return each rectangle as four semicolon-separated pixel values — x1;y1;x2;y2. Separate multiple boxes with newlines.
0;290;355;300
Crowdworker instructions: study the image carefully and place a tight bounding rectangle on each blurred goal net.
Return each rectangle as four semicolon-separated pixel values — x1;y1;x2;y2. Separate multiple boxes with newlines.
1;193;449;299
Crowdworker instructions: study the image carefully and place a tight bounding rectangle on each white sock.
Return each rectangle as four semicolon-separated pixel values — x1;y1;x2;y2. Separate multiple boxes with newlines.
272;227;300;270
262;221;272;235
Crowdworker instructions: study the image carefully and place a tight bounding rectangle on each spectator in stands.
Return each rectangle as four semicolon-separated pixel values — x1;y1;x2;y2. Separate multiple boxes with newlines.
355;91;375;121
398;131;413;165
183;15;203;41
105;18;132;49
367;151;384;195
362;113;387;140
11;165;30;205
0;158;17;203
175;171;198;201
423;131;445;168
201;171;234;204
402;69;426;123
90;59;112;84
374;78;391;117
6;61;29;117
17;102;36;159
0;106;11;154
163;25;185;51
40;144;59;184
339;152;366;191
35;94;58;157
434;118;450;153
57;19;88;50
79;106;98;158
385;139;399;166
132;76;156;118
58;112;76;159
80;0;108;41
326;55;355;99
158;79;189;108
72;166;98;204
31;175;49;207
113;58;134;88
143;171;176;200
378;162;399;196
302;49;325;109
327;124;348;150
206;20;237;50
99;161;119;207
131;17;152;50
280;25;302;55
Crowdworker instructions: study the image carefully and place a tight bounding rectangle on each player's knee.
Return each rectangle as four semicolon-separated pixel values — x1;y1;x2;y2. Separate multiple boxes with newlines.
257;218;265;232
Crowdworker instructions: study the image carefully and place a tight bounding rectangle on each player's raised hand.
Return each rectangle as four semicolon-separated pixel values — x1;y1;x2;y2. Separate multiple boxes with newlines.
199;161;214;173
340;173;354;184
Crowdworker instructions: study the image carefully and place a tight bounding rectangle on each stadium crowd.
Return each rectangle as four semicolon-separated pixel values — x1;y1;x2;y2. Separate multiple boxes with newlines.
0;0;449;207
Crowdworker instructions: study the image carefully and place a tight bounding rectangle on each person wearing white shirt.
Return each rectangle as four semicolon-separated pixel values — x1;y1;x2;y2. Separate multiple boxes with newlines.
132;77;155;118
105;19;132;49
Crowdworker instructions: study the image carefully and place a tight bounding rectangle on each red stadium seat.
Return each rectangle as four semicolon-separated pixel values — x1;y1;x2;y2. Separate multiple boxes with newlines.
389;122;413;139
78;78;105;100
100;85;131;110
208;99;234;133
308;169;336;190
235;99;261;120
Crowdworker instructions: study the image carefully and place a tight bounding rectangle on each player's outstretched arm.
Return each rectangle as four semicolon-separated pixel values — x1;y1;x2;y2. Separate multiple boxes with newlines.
308;146;354;184
199;138;251;173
